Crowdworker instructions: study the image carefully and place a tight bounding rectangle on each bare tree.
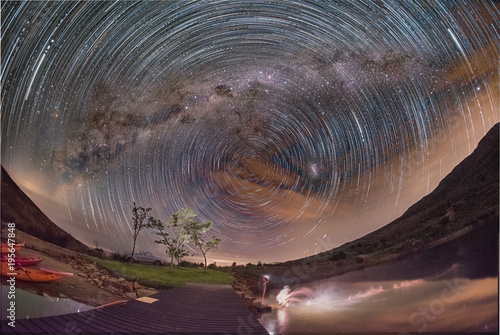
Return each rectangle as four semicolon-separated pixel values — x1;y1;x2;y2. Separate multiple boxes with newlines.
130;202;152;260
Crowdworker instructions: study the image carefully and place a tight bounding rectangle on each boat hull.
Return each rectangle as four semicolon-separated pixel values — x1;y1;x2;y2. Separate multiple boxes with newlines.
1;256;42;266
1;264;64;282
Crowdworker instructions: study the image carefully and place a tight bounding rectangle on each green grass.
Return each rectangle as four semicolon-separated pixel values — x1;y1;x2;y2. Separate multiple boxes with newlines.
89;258;235;289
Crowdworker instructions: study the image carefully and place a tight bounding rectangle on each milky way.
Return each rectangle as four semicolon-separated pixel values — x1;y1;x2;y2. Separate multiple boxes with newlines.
2;1;498;263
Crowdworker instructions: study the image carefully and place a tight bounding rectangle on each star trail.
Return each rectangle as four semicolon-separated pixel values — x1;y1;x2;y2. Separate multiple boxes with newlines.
2;1;498;264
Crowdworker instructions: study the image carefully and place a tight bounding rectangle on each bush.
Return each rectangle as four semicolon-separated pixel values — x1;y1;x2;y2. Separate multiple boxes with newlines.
179;260;199;268
90;247;105;258
110;251;128;262
330;251;347;262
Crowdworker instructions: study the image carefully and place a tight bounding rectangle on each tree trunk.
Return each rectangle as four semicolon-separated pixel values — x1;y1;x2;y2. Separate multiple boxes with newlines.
131;237;137;261
202;252;207;272
170;254;174;271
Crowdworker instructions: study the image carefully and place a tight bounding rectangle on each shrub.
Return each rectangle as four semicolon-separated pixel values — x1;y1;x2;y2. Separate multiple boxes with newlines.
329;251;347;262
179;260;199;268
90;247;105;258
110;251;128;262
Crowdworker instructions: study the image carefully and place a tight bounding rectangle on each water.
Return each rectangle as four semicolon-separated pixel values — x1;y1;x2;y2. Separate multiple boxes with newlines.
1;282;93;320
260;224;498;333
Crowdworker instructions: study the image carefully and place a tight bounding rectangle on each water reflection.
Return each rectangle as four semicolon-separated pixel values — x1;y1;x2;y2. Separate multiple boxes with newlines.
1;283;93;320
261;275;497;333
260;221;498;334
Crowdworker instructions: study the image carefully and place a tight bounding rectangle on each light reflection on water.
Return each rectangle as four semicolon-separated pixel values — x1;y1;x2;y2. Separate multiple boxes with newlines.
261;275;498;334
260;221;498;334
1;284;93;320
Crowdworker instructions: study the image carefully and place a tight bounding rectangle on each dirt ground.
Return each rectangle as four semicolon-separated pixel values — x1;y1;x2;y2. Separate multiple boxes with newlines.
1;229;157;307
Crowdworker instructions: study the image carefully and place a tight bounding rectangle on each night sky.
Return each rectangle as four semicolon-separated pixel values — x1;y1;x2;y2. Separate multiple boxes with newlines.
2;1;498;265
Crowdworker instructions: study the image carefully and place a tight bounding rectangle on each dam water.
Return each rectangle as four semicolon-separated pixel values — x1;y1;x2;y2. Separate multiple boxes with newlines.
1;281;93;320
260;222;498;334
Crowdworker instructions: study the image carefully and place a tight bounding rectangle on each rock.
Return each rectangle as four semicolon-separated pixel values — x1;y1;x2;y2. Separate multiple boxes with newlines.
106;286;118;294
123;292;137;299
120;282;134;293
103;277;118;287
77;272;87;277
133;282;140;290
254;302;272;313
118;277;126;282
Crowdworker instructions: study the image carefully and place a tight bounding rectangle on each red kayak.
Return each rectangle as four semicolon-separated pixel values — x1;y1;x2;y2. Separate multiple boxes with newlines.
1;255;42;266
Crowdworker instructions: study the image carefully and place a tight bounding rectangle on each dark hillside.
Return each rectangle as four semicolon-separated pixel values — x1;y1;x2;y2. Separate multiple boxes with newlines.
309;122;498;266
1;166;91;253
401;121;499;221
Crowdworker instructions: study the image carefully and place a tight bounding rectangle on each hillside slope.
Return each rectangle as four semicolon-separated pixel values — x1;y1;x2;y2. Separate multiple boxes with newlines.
1;166;91;253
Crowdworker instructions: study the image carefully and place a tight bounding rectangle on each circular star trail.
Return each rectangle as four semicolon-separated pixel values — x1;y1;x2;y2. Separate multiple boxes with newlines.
2;1;498;263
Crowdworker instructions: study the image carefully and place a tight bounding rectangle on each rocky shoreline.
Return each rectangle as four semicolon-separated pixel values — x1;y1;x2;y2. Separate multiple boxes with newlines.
232;277;272;318
65;255;158;300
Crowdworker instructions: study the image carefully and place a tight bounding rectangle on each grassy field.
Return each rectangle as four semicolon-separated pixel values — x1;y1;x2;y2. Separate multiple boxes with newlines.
89;258;235;289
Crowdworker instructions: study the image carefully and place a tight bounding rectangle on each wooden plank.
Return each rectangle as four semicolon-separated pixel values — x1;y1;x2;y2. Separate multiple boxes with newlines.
15;318;46;334
56;313;103;333
1;320;27;333
34;315;83;333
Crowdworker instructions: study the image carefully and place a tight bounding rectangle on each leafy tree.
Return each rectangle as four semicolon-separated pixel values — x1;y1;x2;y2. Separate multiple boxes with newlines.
151;208;197;270
130;202;152;260
151;207;221;271
193;234;221;272
186;218;222;272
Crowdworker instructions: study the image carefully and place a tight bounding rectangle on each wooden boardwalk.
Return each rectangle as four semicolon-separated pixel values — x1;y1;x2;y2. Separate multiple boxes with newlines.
1;283;269;334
